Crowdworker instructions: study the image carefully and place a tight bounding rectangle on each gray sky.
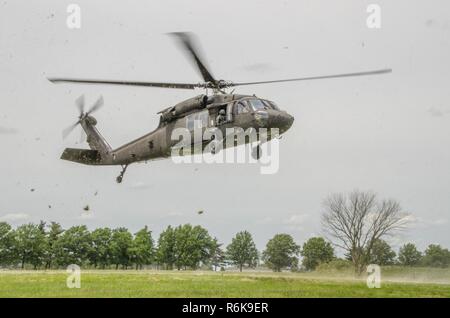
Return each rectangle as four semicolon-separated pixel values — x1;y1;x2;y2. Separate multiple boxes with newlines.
1;0;449;252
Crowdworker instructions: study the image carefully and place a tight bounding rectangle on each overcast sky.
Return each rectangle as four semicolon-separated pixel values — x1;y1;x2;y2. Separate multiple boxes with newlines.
1;0;449;252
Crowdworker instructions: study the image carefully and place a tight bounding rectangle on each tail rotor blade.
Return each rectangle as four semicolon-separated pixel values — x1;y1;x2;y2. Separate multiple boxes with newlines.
62;121;80;140
87;95;104;115
75;94;85;115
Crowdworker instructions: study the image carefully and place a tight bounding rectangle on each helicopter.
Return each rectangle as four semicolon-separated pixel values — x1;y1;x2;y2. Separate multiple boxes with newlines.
48;32;391;183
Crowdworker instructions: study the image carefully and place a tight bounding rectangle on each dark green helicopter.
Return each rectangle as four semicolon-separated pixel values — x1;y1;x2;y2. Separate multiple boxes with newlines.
48;32;391;183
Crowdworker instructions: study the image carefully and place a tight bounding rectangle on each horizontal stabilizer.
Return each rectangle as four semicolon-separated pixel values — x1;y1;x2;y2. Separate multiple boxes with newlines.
61;148;102;165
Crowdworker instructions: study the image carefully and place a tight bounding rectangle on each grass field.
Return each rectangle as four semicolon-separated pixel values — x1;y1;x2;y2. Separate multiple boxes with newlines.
0;268;449;298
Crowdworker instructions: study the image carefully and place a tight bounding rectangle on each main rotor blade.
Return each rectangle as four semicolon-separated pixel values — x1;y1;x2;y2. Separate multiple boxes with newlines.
87;95;104;115
168;32;216;83
48;78;198;90
230;69;392;87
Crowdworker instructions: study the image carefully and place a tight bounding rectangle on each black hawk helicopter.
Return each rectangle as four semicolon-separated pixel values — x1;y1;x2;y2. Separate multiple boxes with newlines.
48;32;391;183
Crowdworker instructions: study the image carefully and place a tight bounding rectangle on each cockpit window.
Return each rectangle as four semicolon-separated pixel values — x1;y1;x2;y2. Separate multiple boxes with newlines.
247;99;269;111
263;100;280;111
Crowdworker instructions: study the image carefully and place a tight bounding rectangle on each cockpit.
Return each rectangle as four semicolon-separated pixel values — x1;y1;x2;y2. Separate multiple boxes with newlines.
231;97;293;133
235;98;280;114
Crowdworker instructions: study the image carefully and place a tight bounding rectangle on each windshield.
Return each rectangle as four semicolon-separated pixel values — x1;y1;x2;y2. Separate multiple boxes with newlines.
247;99;269;111
263;100;280;110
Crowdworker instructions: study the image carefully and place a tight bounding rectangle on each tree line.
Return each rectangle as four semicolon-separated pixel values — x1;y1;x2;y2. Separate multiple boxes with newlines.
1;219;449;271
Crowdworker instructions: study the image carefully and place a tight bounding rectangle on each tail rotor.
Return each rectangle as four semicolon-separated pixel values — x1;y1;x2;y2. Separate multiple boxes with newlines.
62;95;104;140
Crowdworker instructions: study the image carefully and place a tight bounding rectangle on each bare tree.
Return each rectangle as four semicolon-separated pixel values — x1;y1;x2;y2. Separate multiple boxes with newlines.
322;190;408;274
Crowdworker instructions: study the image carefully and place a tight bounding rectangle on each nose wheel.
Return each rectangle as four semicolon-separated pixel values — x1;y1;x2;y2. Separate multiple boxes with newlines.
116;165;128;183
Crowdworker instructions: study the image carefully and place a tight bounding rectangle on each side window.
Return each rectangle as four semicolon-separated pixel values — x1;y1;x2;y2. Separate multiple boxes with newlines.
235;101;250;114
226;103;233;122
186;110;209;131
199;110;209;128
186;115;194;131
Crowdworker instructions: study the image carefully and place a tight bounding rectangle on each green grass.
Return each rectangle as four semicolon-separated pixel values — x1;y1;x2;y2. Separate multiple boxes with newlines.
0;269;449;298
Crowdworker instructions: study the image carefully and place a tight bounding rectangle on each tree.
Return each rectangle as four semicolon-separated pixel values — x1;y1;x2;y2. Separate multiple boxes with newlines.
0;222;14;266
368;239;396;265
131;226;154;269
398;243;422;266
226;231;258;272
422;244;450;268
301;237;334;271
12;223;47;269
89;227;113;268
43;222;64;269
156;226;176;269
210;238;225;271
54;225;91;267
110;227;133;269
322;190;408;274
262;234;300;272
172;224;215;270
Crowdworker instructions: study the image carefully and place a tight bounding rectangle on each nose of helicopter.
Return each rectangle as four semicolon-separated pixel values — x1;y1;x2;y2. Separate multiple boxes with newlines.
256;110;293;133
279;112;294;133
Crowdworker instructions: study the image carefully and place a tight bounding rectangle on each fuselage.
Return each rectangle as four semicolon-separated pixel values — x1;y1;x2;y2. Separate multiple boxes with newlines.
64;94;294;166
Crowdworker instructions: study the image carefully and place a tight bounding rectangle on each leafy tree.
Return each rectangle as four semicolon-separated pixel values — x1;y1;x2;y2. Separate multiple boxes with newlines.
262;234;300;272
398;243;422;266
0;222;14;266
172;224;215;270
110;227;133;269
422;244;450;267
131;226;154;269
156;226;176;269
12;223;47;269
43;222;64;269
89;227;113;268
301;237;334;270
226;231;258;272
54;225;91;267
210;238;226;271
368;239;396;265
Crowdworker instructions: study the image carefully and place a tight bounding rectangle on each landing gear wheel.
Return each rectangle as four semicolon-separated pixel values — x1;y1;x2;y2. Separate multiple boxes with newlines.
252;145;262;160
116;165;128;184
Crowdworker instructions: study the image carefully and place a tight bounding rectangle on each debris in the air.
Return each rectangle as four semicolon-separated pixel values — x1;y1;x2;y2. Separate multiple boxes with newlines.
197;210;204;215
30;188;35;192
83;205;90;211
48;205;52;209
94;191;98;196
